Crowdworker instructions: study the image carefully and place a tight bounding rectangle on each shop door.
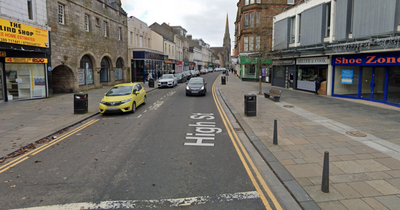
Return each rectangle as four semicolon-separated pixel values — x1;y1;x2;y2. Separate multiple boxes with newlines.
361;67;386;101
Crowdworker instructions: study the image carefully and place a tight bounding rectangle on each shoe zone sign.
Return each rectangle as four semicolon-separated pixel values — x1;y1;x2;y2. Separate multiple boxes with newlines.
332;53;400;66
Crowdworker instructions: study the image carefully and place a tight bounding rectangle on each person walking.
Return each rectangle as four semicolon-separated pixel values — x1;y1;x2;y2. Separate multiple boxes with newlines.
315;75;325;95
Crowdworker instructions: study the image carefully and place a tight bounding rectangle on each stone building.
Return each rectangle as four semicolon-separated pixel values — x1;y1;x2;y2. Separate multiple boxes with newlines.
47;0;129;93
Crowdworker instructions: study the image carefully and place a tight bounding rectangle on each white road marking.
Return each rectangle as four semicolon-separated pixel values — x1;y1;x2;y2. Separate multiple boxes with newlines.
11;191;259;210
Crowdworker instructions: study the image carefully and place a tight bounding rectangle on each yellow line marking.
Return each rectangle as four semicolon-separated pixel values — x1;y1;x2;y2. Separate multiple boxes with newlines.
212;76;283;210
0;119;99;174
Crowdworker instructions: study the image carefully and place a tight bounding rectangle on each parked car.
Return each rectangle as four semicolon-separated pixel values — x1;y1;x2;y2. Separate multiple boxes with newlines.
99;83;146;114
195;70;200;76
158;74;178;88
182;71;192;80
175;72;187;83
200;69;206;74
186;77;207;96
189;70;197;77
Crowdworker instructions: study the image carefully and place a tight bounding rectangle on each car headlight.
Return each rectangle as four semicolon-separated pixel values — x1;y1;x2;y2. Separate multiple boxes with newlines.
186;85;190;90
121;98;132;103
100;100;106;104
200;86;204;90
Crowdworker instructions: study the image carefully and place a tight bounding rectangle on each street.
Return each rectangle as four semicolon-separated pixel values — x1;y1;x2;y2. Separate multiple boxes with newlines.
0;72;280;210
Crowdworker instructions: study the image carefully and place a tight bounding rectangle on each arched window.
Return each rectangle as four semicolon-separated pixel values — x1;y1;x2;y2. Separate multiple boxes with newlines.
100;57;110;82
115;58;123;81
79;55;94;85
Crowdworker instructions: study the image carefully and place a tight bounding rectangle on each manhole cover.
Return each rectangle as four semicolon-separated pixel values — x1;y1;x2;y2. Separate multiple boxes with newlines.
283;105;294;108
346;131;367;137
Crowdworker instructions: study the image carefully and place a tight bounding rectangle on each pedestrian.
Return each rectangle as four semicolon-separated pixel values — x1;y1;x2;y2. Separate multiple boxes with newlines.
315;75;325;95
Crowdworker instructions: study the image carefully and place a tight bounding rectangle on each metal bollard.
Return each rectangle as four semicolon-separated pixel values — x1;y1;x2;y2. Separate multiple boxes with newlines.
321;151;329;193
273;119;278;145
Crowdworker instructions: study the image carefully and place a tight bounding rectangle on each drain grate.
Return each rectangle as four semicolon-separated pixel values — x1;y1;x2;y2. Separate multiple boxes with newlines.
346;131;367;137
283;105;294;108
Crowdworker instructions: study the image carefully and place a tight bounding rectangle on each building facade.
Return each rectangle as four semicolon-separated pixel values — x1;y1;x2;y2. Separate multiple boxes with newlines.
0;0;51;101
47;0;129;94
234;0;300;81
273;0;400;107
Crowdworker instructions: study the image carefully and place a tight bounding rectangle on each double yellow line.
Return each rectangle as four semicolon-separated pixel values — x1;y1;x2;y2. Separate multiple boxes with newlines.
212;76;282;210
0;119;99;174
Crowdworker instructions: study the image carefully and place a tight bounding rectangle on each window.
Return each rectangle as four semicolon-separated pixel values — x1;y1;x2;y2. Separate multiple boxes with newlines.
27;0;33;20
140;36;143;47
79;55;94;85
165;43;167;52
287;0;294;4
130;32;133;44
257;0;261;3
256;12;260;27
325;3;331;37
256;36;260;50
115;58;123;81
250;0;254;4
297;14;301;42
245;13;249;29
118;27;122;40
96;17;100;26
103;21;108;37
148;38;151;48
245;0;249;5
84;15;90;32
244;36;248;51
250;12;254;28
58;4;65;24
289;16;295;44
100;57;110;82
249;36;254;51
136;34;139;47
350;0;354;34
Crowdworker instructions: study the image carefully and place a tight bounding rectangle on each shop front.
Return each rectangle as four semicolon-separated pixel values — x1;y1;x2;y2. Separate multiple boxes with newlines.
332;53;400;107
0;18;50;101
132;51;165;83
189;62;195;70
271;59;295;87
296;57;329;94
164;59;175;73
239;55;272;81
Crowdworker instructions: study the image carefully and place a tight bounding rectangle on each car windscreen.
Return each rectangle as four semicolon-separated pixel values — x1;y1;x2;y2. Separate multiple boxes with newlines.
161;75;173;79
106;86;133;96
188;79;203;85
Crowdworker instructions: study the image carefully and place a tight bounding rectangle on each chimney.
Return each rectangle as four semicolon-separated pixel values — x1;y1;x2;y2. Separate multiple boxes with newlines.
187;35;192;40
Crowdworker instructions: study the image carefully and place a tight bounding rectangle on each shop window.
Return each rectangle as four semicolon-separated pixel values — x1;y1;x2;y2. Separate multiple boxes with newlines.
387;66;400;104
274;66;285;79
249;65;256;75
5;63;46;99
333;66;359;96
79;55;94;85
115;58;123;81
100;57;110;82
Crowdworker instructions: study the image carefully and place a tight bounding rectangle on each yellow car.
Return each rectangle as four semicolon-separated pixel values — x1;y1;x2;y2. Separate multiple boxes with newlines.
99;83;147;114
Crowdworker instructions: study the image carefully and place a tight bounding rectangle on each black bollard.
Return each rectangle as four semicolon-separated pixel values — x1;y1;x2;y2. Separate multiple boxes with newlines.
321;151;329;193
273;119;278;145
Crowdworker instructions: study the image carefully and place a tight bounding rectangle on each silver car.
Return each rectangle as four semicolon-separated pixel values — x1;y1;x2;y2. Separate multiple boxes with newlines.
157;74;178;88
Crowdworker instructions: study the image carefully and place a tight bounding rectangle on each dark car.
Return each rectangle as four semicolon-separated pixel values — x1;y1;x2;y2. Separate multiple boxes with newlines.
186;77;207;96
175;72;187;83
182;71;192;80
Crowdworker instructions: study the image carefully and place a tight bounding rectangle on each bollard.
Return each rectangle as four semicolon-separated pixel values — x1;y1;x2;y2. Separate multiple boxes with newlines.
273;119;278;145
321;151;329;193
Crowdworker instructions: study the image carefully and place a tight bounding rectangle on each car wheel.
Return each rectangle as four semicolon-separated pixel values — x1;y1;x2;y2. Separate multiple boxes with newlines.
143;96;147;104
131;102;136;113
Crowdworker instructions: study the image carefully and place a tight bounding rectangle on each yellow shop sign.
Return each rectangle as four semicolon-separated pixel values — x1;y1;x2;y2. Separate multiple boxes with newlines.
0;18;49;48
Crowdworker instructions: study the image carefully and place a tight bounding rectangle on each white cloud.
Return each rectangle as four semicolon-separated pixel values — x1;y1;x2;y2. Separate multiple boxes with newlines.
121;0;236;48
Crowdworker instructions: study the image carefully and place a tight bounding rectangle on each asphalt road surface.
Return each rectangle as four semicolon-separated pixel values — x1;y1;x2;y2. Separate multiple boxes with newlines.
0;72;280;210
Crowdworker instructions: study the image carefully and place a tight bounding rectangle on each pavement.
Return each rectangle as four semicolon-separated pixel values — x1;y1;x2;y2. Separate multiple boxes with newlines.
218;73;400;210
1;75;400;209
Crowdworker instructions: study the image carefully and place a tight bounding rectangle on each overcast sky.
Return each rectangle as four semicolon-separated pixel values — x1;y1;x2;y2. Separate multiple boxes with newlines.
120;0;237;49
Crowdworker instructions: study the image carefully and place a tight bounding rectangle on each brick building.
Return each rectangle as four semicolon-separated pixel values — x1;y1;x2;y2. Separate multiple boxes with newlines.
47;0;129;93
234;0;302;81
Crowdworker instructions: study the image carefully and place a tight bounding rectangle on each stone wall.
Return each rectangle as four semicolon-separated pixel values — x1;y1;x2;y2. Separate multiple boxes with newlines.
47;0;128;92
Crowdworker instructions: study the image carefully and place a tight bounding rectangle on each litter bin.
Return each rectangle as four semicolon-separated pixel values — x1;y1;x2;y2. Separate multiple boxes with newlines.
148;78;154;87
221;76;226;85
74;93;88;114
244;94;256;116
